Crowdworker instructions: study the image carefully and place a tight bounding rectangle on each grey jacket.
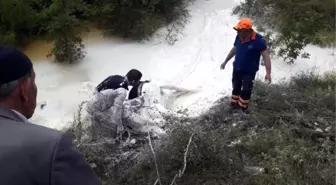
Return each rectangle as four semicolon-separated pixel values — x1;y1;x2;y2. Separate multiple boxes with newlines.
0;107;102;185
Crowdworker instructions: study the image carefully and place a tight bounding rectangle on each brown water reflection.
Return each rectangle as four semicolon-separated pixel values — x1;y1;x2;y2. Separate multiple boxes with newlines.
23;28;108;62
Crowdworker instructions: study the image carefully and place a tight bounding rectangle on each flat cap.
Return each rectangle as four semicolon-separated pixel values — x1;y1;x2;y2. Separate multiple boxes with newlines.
0;46;33;85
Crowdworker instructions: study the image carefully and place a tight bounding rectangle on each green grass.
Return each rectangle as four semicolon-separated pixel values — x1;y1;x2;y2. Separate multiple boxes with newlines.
66;71;335;185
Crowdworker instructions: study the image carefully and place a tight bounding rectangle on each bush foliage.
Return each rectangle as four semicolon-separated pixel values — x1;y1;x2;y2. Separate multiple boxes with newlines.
0;0;193;62
233;0;335;63
92;0;193;40
67;72;335;184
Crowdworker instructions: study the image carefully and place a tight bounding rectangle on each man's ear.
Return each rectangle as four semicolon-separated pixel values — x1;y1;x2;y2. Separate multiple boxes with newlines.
19;78;31;102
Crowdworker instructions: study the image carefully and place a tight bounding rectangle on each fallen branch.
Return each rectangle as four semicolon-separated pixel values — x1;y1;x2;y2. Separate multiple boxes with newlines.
170;133;194;185
160;85;199;93
147;131;162;185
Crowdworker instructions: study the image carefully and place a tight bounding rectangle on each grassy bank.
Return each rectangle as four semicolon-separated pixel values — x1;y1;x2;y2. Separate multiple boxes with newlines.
66;71;335;184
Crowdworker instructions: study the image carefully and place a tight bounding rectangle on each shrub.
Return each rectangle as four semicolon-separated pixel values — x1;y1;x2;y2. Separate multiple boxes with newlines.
91;0;193;42
46;0;87;63
0;0;41;45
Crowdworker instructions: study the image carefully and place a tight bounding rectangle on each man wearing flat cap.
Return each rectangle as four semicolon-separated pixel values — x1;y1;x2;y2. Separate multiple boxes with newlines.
0;46;101;185
220;18;272;113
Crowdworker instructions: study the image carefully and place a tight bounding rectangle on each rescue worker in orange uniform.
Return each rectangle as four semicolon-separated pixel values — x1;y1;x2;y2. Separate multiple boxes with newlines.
220;18;272;113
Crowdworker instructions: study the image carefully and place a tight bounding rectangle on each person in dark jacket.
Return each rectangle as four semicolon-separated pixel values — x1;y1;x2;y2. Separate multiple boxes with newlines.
91;69;144;134
128;80;150;100
0;46;101;185
220;18;272;113
96;69;143;92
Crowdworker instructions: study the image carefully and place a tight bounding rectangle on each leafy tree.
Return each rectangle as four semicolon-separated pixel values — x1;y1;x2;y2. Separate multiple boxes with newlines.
233;0;335;64
0;0;38;45
46;0;87;63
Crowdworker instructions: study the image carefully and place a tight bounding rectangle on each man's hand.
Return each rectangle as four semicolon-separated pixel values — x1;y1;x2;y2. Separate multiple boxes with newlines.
221;47;236;70
220;62;227;70
265;73;271;83
261;50;272;83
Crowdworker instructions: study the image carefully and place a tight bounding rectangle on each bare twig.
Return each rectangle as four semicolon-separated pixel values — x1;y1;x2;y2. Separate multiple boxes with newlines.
170;134;194;185
148;131;162;185
180;134;194;176
154;178;159;185
169;175;178;185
